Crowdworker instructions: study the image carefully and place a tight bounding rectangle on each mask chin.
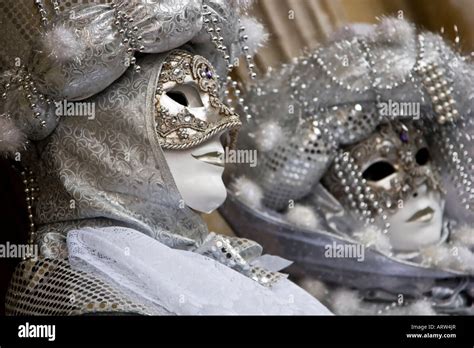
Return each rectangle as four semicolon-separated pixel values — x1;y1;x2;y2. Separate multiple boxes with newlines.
387;189;445;252
163;137;227;214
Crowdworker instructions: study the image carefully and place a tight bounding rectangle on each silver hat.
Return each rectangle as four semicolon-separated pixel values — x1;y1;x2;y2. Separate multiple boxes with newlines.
0;0;266;155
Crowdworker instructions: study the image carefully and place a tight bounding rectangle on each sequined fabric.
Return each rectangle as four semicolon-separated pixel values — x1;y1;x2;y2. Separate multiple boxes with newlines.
6;258;167;316
196;233;285;287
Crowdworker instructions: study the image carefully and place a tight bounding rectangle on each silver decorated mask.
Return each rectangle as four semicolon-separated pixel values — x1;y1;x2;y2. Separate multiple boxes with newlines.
156;50;242;213
323;121;446;251
155;50;241;150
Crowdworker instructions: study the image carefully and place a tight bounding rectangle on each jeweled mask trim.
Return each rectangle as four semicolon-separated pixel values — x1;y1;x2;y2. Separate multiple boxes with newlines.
155;50;241;150
323;121;444;221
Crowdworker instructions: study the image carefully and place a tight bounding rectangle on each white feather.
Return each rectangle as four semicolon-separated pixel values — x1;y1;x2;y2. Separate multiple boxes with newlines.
298;277;329;301
254;121;283;152
420;244;452;268
285;204;321;230
451;245;474;272
41;24;87;63
451;224;474;247
239;17;269;55
0;116;26;157
231;175;263;208
353;225;392;254
373;17;415;44
421;243;474;273
405;299;436;315
330;288;363;315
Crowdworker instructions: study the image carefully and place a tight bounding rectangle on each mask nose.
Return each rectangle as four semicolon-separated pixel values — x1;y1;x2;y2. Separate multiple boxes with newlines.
412;183;428;198
189;106;208;122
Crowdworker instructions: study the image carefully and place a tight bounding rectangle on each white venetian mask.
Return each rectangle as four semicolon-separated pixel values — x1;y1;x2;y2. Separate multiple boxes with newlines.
323;122;446;252
155;50;241;213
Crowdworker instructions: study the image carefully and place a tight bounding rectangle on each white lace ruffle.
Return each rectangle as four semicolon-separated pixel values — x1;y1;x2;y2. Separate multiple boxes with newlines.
67;226;332;315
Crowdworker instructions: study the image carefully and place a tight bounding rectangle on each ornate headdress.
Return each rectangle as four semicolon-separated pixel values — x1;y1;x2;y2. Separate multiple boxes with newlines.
0;0;267;155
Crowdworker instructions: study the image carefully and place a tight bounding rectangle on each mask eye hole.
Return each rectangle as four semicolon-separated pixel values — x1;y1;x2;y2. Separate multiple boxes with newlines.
415;147;430;165
362;161;396;181
166;91;189;107
166;84;204;108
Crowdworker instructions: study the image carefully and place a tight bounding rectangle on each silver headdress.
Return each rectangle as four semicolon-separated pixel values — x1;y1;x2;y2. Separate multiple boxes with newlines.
0;0;267;155
239;18;473;221
221;18;474;314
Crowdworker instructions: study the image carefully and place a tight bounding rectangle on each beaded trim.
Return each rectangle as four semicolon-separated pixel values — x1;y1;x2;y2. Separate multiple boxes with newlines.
415;35;459;125
1;66;53;129
111;1;144;72
10;163;39;260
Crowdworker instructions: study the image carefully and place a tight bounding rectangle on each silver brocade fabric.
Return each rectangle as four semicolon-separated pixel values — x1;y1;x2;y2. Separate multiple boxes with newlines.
0;1;204;100
30;54;209;258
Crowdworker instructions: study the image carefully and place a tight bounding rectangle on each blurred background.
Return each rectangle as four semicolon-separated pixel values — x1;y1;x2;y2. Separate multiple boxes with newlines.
246;0;473;74
1;0;473;314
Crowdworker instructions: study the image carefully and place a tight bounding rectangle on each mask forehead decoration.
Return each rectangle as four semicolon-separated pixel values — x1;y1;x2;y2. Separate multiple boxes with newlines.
155;50;242;150
323;122;444;221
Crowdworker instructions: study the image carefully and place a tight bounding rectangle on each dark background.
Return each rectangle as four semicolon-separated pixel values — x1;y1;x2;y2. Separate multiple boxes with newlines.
0;159;29;315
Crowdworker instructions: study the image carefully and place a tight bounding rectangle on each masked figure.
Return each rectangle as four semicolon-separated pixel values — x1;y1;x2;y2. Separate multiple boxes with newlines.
222;18;474;315
0;1;331;315
322;121;446;252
